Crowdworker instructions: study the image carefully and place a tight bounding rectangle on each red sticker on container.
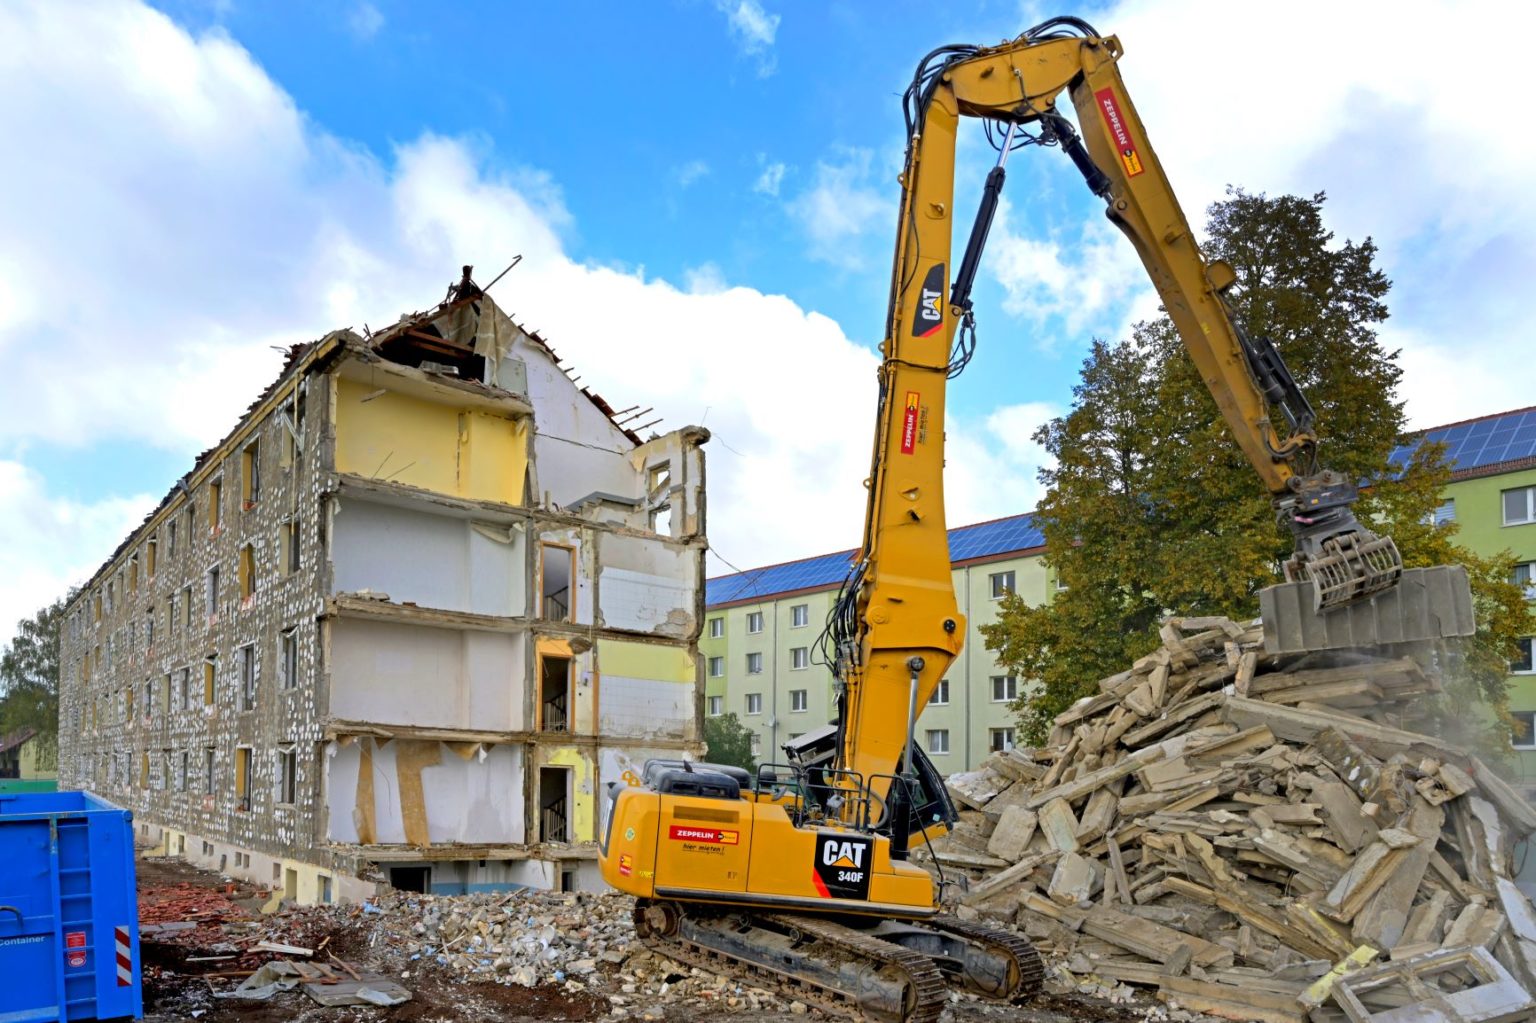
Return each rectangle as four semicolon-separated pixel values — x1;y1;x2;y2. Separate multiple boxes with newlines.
66;930;87;968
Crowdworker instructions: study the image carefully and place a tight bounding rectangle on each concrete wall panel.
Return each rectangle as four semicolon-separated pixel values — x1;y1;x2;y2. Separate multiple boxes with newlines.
330;619;524;731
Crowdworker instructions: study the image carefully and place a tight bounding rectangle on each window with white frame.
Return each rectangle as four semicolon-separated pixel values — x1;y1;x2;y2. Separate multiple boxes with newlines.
276;746;297;804
929;678;950;705
707;695;723;716
791;647;809;670
1514;711;1536;750
708;656;724;678
240;644;257;710
1514;637;1534;675
1505;486;1536;526
1513;562;1536;601
991;675;1018;702
745;693;763;715
790;689;808;712
708;617;724;638
749;732;762;755
746;652;763;674
791;603;809;628
990;727;1016;753
989;571;1016;599
747;611;764;634
1424;499;1456;527
926;729;950;755
280;629;298;689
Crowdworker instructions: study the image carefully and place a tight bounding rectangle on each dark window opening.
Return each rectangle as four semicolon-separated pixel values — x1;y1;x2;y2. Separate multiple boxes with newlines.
390;866;430;893
539;767;571;844
540;656;571;732
541;545;573;621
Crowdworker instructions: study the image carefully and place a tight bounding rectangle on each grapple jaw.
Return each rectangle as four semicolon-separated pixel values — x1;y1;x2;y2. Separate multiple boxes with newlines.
1284;528;1403;612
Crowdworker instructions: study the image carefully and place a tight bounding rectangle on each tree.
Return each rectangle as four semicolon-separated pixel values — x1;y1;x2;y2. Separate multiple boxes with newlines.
0;594;68;764
702;712;757;773
981;190;1531;748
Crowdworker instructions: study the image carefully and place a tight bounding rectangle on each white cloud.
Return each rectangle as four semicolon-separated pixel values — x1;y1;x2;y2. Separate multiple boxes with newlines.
753;160;787;197
785;148;891;268
715;0;780;76
346;2;384;41
0;461;155;641
985;0;1535;427
675;159;710;188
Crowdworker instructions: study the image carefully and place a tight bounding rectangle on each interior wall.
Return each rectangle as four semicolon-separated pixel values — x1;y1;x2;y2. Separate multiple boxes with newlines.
598;533;695;638
324;737;525;845
596;640;695;741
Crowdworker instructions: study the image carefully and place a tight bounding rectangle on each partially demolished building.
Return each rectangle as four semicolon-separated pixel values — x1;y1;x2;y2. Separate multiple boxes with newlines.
57;275;708;901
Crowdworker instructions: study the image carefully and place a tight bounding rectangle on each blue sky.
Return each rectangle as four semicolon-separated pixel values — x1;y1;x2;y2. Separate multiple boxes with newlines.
0;0;1529;644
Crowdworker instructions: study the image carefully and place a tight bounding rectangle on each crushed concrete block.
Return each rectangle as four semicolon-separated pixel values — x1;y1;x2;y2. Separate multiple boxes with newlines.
1260;565;1476;655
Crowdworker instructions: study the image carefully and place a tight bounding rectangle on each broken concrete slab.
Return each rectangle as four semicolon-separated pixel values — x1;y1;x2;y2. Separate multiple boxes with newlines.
1259;565;1476;655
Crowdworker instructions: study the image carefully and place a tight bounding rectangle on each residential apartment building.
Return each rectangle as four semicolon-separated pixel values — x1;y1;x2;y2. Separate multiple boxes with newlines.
58;281;707;901
704;405;1536;779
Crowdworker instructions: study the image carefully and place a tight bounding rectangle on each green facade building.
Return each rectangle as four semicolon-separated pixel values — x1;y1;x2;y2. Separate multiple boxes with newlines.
703;405;1536;780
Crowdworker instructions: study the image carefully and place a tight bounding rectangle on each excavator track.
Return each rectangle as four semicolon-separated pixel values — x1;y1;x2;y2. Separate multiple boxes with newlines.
927;912;1046;999
634;900;947;1023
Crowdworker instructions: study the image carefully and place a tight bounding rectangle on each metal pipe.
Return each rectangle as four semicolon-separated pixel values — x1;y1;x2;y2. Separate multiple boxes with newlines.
903;656;925;776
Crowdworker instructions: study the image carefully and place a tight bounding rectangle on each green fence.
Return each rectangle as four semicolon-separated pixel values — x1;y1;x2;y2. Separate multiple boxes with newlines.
0;778;59;794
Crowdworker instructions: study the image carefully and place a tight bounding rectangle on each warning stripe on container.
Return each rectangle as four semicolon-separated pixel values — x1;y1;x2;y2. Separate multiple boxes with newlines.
115;926;132;986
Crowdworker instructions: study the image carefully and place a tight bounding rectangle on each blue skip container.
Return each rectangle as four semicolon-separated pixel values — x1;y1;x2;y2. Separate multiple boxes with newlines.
0;791;141;1021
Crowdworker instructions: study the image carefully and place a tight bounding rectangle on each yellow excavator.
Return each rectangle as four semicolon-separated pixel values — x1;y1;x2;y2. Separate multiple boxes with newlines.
600;17;1463;1022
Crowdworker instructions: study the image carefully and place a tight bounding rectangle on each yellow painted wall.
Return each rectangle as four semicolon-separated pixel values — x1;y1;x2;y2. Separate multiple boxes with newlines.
20;738;57;780
334;378;528;505
597;640;693;682
546;747;596;842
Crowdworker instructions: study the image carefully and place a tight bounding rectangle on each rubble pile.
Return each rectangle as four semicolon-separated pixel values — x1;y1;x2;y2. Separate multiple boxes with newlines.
933;616;1536;1023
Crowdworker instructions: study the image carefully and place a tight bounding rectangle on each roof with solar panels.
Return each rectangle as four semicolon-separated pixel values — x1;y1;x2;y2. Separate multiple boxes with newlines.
705;405;1536;610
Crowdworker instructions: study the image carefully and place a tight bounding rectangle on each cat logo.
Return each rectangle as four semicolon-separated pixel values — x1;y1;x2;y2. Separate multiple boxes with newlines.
912;263;945;338
811;832;873;901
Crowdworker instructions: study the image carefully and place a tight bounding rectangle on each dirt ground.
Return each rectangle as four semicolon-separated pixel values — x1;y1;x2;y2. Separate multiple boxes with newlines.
135;854;1166;1023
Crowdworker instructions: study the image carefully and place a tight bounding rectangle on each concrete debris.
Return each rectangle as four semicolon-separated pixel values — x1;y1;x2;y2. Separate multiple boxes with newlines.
924;614;1536;1023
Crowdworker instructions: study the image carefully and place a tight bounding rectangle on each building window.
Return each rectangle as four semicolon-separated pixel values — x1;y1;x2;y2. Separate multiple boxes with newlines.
791;604;809;628
238;544;256;602
539;655;572;732
990;571;1016;599
991;675;1018;702
929;678;950;705
745;693;763;715
1506;486;1536;526
282;519;300;575
158;749;171;791
204;747;216;795
708;617;724;638
168;594;178;636
1514;563;1536;601
177;667;190;710
183;586;193;628
746;652;763;675
209;478;223;533
162;672;172;715
926;729;950;755
749;732;762;756
1513;711;1536;750
276;746;297;804
790;689;808;712
990;727;1016;753
540;544;574;622
167;519;177;558
234;747;252;811
708;656;724;678
790;647;809;670
140;750;149;788
280;629;298;689
746;611;764;634
707;695;723;716
239;644;257;710
242;439;260;507
1054;572;1068;591
147;537;158;578
1425;499;1456;527
205;566;220;619
203;656;217;705
145;609;154;651
177;750;189;792
1514;637;1534;675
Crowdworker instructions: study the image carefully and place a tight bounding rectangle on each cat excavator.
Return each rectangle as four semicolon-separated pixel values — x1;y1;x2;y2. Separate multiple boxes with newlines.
600;17;1467;1022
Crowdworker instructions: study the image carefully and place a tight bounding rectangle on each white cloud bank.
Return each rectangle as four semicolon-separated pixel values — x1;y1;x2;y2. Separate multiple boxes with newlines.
715;0;780;76
0;0;1053;645
984;0;1534;428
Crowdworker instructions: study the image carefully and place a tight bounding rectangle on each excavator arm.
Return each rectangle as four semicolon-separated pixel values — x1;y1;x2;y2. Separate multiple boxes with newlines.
826;17;1403;805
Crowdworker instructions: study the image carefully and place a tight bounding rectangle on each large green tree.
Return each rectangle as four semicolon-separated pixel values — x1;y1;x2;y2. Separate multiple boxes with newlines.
702;712;757;773
982;190;1530;747
1;594;68;762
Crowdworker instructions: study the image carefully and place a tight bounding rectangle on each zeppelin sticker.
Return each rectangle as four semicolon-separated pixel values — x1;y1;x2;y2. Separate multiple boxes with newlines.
900;392;920;454
1094;87;1144;177
668;825;739;845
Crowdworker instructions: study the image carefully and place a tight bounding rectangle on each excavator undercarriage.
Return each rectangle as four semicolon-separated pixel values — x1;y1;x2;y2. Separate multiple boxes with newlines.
633;900;1044;1023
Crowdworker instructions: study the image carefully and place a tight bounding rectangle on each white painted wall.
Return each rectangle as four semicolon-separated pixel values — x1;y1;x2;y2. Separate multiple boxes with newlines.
329;619;526;731
598;533;696;637
599;677;693;740
324;738;525;845
332;498;526;617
